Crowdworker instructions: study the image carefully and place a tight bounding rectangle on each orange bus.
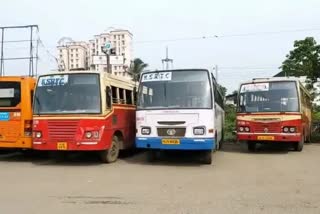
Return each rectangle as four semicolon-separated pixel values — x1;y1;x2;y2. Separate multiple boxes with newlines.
237;77;312;152
32;71;136;163
0;76;36;149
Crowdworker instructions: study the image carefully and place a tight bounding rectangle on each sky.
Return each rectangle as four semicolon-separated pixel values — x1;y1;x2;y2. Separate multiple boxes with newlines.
1;0;320;93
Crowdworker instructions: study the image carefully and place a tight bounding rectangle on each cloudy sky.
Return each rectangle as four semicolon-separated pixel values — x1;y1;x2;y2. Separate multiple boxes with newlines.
1;0;320;93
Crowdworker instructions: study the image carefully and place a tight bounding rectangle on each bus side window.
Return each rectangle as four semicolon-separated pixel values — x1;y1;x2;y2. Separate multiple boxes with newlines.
111;86;118;103
133;86;137;104
119;88;124;104
106;86;111;108
125;89;133;105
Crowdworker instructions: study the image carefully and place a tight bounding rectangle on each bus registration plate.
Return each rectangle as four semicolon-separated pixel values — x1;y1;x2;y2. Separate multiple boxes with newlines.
257;136;274;141
57;142;68;150
162;139;180;145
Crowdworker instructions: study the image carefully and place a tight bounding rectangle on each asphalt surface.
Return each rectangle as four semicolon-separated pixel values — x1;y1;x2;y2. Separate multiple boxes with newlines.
0;142;320;214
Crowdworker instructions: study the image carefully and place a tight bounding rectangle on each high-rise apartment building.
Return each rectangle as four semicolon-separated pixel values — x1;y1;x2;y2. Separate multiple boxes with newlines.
57;29;133;78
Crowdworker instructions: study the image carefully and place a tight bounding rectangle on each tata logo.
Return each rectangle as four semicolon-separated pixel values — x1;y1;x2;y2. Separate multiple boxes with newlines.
264;128;269;133
167;129;176;136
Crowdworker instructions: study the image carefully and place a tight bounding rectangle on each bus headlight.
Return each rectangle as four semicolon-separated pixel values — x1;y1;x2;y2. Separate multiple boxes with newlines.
283;127;289;133
93;131;100;139
85;131;93;139
289;127;296;133
141;127;151;135
35;131;42;138
244;127;250;132
239;127;244;132
194;127;205;135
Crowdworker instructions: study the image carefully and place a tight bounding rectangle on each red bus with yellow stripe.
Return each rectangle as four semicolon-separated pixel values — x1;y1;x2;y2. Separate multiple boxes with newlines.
237;77;312;152
32;71;136;163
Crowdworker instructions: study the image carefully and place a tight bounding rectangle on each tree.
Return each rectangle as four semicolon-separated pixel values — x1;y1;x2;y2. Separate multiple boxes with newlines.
128;58;148;81
218;85;227;97
280;37;320;92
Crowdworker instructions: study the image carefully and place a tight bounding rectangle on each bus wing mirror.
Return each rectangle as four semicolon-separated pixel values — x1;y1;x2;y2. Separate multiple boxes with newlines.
106;86;112;108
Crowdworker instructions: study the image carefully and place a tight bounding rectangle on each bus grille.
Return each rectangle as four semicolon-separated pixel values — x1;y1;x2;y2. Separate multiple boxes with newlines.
157;128;186;137
253;123;281;133
47;120;79;141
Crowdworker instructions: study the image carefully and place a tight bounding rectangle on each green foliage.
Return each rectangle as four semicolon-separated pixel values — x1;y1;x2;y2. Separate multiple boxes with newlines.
129;58;148;81
218;85;227;97
224;104;237;142
280;37;320;98
312;105;320;122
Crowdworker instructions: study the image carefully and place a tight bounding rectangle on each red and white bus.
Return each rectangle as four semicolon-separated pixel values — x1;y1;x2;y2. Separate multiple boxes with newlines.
32;71;136;163
237;77;312;152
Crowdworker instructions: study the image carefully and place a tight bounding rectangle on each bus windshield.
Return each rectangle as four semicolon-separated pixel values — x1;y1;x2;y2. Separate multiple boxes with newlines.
0;82;21;107
137;70;211;110
238;81;299;113
34;73;101;114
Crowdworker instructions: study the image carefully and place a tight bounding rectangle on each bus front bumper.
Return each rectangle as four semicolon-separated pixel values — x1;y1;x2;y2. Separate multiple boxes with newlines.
237;133;301;142
0;137;33;149
136;137;215;150
32;140;107;151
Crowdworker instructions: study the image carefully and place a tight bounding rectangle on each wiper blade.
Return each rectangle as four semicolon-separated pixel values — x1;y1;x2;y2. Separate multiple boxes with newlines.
35;95;41;116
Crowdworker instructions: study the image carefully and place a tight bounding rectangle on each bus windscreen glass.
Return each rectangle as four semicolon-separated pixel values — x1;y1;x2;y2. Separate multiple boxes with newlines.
34;74;101;114
137;70;211;110
238;81;299;113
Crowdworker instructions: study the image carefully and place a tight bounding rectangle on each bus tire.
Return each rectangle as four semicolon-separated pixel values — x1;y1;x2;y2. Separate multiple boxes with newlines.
201;150;212;164
147;150;159;162
100;136;120;163
294;137;304;152
248;142;256;152
220;129;224;150
215;133;220;151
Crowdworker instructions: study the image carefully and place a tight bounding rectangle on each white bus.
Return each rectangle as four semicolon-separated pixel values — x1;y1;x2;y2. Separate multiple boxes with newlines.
136;69;225;164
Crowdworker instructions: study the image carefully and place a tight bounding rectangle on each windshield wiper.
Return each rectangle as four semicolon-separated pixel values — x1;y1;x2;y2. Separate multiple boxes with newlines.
35;95;41;116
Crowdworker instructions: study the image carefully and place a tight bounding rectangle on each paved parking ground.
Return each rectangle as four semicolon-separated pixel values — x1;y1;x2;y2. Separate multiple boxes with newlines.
0;142;320;214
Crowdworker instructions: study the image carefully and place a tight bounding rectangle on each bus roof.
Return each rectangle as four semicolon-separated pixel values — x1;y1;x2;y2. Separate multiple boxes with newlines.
141;68;210;74
246;77;300;84
141;68;218;82
0;76;36;80
38;70;101;76
240;76;311;97
37;70;136;89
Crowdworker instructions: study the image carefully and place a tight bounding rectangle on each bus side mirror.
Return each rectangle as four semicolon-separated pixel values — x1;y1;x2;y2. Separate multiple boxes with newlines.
106;86;112;108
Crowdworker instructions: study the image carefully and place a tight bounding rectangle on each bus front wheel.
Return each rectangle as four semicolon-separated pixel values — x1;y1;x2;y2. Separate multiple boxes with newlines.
147;150;161;162
248;142;256;152
100;136;120;163
294;137;304;152
201;150;212;164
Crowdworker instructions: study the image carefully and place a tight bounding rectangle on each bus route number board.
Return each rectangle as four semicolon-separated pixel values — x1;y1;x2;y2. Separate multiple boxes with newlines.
57;142;68;150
